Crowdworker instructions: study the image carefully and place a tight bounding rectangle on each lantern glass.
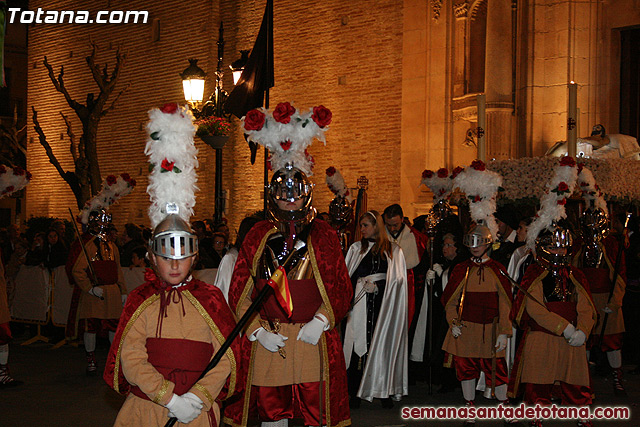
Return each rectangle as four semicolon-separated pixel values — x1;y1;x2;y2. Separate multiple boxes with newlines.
183;78;205;103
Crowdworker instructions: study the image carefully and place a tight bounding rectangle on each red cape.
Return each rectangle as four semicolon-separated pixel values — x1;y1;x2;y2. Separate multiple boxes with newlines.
441;258;513;308
406;226;429;327
224;219;352;427
103;270;243;403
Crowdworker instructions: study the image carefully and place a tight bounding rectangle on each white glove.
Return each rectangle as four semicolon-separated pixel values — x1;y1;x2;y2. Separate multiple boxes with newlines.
121;294;128;306
426;269;436;282
254;327;288;352
88;286;104;298
363;280;378;293
602;306;613;314
568;330;587;347
451;325;462;338
562;323;576;340
297;316;327;345
165;393;203;423
495;334;508;352
433;263;443;276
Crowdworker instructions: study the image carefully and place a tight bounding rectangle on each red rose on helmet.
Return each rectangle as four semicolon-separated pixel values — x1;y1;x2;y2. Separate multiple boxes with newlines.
437;168;449;178
312;105;332;128
559;156;575;167
13;166;25;176
470;159;486;171
326;166;336;177
280;140;292;151
422;170;434;179
244;109;266;131
273;102;296;124
129;179;137;187
26;171;32;180
160;103;178;114
451;166;464;178
577;162;585;173
557;182;569;192
106;175;117;185
120;173;131;182
161;158;175;172
557;199;567;205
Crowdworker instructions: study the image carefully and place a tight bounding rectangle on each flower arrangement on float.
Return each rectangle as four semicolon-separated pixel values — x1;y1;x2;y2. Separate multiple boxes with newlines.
485;157;640;204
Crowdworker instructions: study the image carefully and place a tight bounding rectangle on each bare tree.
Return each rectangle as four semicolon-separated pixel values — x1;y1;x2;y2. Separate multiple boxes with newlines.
0;107;27;167
32;41;129;209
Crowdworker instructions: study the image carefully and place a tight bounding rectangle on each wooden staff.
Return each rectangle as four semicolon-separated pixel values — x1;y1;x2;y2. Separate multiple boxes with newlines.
67;208;103;300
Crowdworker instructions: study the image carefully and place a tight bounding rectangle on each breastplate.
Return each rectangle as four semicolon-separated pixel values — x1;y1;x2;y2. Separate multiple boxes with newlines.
581;242;603;268
257;233;313;280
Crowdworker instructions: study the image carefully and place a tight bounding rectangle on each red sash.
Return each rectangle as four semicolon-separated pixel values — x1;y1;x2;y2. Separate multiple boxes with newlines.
580;267;610;294
92;260;119;285
461;291;498;324
130;338;213;400
529;301;577;334
254;278;321;323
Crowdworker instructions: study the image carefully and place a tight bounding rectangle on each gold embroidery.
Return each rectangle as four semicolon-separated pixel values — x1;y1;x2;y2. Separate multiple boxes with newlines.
320;334;331;425
183;291;237;398
113;294;160;392
153;379;171;404
309;240;336;327
241;341;258;426
236;228;278;319
194;382;215;407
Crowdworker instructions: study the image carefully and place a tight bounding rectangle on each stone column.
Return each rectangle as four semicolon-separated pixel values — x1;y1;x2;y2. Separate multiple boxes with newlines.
484;0;514;159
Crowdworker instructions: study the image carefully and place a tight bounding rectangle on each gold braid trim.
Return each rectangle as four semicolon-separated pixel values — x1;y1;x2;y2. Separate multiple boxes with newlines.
236;227;278;319
569;272;598;321
515;270;546;326
309;239;336;327
319;334;331;426
193;382;215;407
242;341;257;425
152;379;171;404
183;290;237;398
113;294;161;393
488;266;513;308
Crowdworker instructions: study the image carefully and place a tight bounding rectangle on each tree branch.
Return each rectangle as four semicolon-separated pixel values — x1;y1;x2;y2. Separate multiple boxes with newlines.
43;56;84;113
32;107;68;178
101;83;130;117
60;112;78;162
86;41;107;92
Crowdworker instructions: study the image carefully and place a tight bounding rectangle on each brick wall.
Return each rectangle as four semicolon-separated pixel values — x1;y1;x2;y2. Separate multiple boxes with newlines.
25;0;404;236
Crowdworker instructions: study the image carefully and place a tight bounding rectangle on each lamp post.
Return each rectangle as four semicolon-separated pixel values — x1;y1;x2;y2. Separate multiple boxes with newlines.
180;22;229;224
230;50;250;85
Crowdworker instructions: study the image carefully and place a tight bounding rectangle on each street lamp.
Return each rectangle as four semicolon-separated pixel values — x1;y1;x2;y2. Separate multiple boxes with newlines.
179;23;232;224
180;59;207;108
230;50;250;85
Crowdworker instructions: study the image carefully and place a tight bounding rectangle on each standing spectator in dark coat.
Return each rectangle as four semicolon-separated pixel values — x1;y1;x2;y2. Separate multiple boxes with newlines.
118;223;145;267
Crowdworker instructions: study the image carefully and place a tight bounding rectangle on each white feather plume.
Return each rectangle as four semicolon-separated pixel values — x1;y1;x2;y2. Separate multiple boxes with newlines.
145;103;199;228
420;168;453;202
242;102;331;176
452;161;502;239
325;166;352;202
79;173;137;224
0;165;31;199
526;157;578;249
577;165;607;213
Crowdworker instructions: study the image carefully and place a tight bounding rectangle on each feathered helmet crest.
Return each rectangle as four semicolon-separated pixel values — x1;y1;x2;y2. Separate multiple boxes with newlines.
326;166;352;202
576;163;607;212
79;173;136;224
526;156;578;250
0;165;32;198
145;102;199;228
421;167;453;203
242;102;332;176
452;160;502;239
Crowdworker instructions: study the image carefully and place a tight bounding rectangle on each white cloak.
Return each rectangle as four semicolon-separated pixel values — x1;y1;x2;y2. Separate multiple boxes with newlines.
343;241;408;401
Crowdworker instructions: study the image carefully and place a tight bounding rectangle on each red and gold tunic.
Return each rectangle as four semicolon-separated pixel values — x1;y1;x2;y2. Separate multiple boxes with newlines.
508;264;596;398
441;259;513;359
65;235;127;339
224;220;352;427
104;271;241;426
